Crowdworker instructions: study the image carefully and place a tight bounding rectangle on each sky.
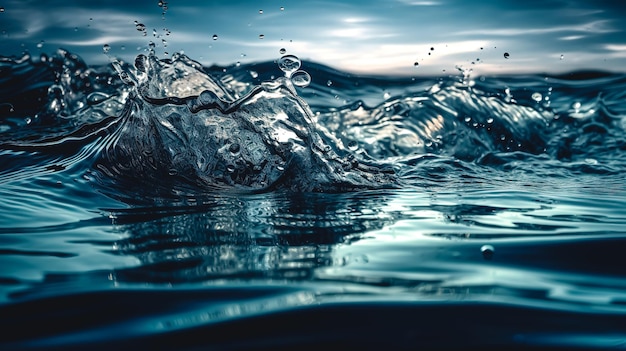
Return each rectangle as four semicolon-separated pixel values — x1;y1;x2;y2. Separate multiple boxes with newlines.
1;0;625;75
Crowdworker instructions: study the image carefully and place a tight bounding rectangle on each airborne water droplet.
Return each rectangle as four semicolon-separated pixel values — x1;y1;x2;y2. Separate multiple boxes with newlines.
503;52;510;59
279;48;286;54
259;34;265;39
259;9;263;14
481;245;494;260
531;92;542;102
414;61;419;67
212;34;218;40
277;54;301;78
560;54;564;60
291;70;311;87
102;44;110;54
0;7;5;13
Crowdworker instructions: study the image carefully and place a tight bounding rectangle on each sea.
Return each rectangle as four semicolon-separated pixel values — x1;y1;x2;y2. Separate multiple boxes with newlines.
1;2;626;350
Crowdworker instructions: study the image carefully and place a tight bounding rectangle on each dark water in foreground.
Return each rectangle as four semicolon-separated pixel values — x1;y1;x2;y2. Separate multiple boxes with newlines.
1;50;626;350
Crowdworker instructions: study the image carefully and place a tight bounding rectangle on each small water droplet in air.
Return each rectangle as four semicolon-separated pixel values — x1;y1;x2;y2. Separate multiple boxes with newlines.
486;117;494;124
414;61;419;66
280;6;284;11
326;80;332;86
430;47;434;51
102;44;110;54
0;7;4;13
560;54;564;60
279;48;286;54
464;116;471;123
277;54;301;78
212;34;218;40
249;70;258;78
74;27;78;32
36;40;44;48
531;92;542;102
503;52;510;59
136;22;146;32
259;34;265;39
481;245;494;260
259;9;263;14
291;70;311;87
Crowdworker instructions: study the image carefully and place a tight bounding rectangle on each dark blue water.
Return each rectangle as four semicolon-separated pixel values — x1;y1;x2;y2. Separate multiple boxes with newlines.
2;2;626;350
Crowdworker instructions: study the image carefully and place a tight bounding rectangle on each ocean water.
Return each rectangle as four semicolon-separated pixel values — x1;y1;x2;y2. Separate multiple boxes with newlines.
1;2;626;350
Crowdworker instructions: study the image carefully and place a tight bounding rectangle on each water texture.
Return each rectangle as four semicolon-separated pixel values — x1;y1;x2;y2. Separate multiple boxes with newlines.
1;2;626;350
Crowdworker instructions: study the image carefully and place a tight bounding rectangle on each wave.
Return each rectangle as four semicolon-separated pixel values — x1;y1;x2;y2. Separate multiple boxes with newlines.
1;49;625;201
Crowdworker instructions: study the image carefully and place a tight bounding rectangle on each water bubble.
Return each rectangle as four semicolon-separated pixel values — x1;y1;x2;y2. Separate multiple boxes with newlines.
279;48;286;54
291;70;311;87
277;54;301;78
503;52;510;59
102;44;110;54
481;245;494;260
212;34;218;40
259;34;265;39
531;92;542;102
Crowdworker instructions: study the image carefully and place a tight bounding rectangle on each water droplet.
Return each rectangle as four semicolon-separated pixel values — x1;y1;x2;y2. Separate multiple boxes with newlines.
259;9;263;14
531;92;542;102
36;40;44;49
249;70;258;79
464;116;471;123
279;48;286;54
212;34;218;40
277;54;301;78
259;34;265;39
383;92;391;99
280;6;284;11
503;52;510;59
326;80;332;87
414;61;419;66
481;245;494;260
430;47;434;51
291;70;311;87
136;22;146;32
560;54;564;60
486;117;494;124
572;101;581;110
102;44;110;54
0;7;4;13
